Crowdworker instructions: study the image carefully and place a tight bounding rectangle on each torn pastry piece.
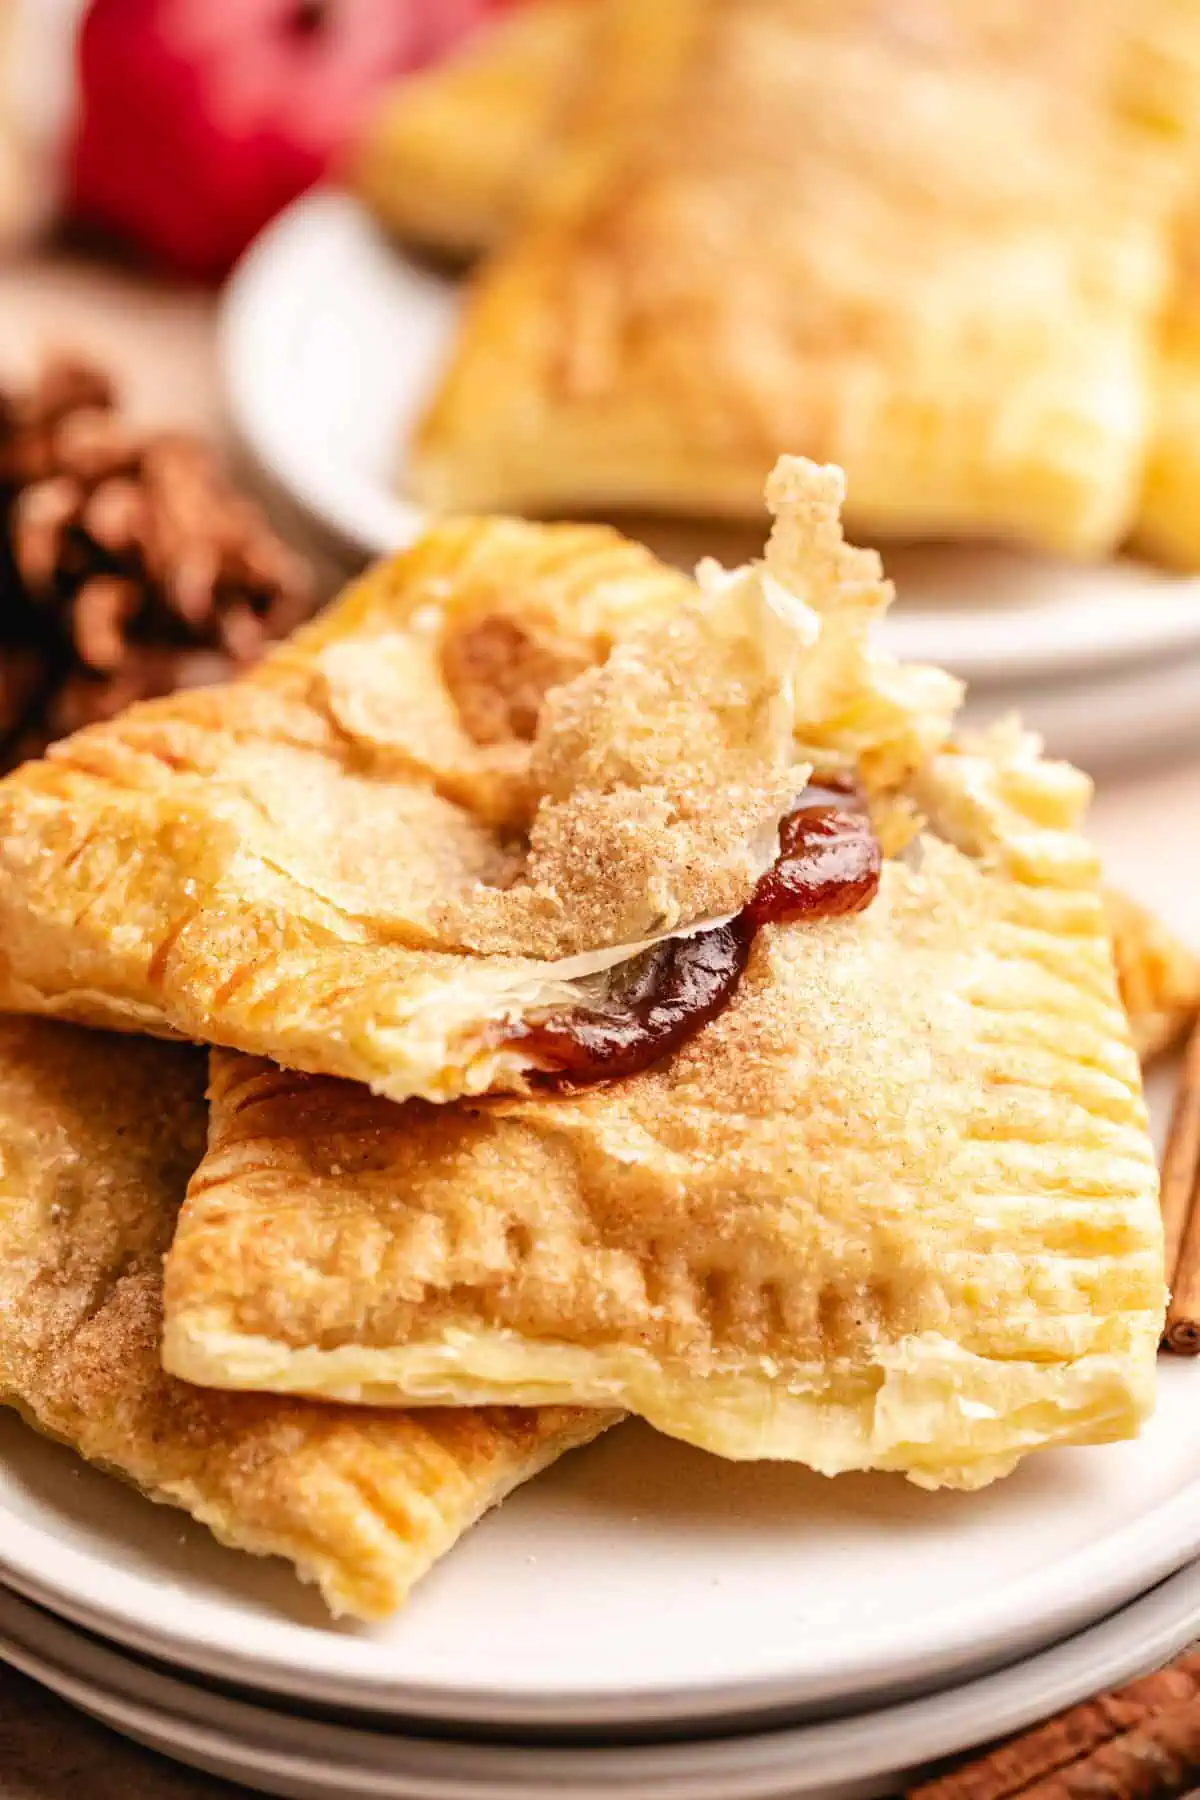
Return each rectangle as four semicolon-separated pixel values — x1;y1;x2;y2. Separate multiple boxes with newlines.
0;1017;610;1621
0;511;827;1103
350;0;593;257
1106;887;1200;1060
410;0;1200;556
164;464;1162;1493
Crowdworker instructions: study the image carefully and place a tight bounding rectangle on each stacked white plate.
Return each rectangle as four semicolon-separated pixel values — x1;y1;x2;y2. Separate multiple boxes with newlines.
2;1327;1199;1796
220;190;1200;774
1;1565;1199;1800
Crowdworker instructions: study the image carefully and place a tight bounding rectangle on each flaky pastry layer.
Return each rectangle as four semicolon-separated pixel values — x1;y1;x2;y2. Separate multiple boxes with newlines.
0;514;821;1104
0;1017;610;1619
167;819;1163;1489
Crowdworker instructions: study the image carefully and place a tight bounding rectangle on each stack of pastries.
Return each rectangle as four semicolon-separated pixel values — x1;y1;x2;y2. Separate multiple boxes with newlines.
356;0;1200;569
0;456;1197;1620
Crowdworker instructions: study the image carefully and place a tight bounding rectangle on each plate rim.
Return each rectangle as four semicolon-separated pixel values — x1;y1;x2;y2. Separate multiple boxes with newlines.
1;1565;1198;1799
218;188;429;563
219;188;1200;689
2;1379;1200;1729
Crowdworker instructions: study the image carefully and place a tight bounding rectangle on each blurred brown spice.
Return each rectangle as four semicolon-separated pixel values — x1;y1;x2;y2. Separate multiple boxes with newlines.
0;352;312;771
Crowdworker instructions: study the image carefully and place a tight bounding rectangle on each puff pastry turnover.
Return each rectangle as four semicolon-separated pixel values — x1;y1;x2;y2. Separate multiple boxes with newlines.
0;1016;609;1619
0;514;831;1103
352;0;593;256
164;460;1164;1492
410;0;1200;557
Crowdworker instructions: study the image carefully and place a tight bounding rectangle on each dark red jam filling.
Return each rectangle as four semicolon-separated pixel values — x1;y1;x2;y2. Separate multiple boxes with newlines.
515;779;882;1090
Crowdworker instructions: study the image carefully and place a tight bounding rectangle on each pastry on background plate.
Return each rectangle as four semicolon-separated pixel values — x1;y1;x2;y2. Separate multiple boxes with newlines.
1136;192;1200;569
355;0;1200;574
163;458;1164;1493
1106;887;1200;1061
409;0;1200;557
0;513;838;1104
0;1017;610;1621
351;0;594;257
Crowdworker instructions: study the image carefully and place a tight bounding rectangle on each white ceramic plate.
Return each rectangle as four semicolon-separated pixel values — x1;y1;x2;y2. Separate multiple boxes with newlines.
953;640;1200;772
2;1565;1198;1800
2;1348;1199;1733
220;190;1200;689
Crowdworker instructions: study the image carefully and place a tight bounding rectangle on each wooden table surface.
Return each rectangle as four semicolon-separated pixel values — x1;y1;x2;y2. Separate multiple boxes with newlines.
0;247;1197;1799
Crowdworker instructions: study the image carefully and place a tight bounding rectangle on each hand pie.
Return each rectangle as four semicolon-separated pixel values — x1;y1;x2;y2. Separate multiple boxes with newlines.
410;0;1200;557
0;1017;610;1620
351;0;593;257
354;0;1200;572
1106;887;1200;1061
0;515;830;1103
163;460;1163;1493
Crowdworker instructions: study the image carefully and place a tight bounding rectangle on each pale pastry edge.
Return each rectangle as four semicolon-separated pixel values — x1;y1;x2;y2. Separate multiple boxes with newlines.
162;1320;1161;1494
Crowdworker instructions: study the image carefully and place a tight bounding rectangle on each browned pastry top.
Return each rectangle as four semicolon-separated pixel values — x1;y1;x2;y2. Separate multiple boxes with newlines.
412;0;1200;553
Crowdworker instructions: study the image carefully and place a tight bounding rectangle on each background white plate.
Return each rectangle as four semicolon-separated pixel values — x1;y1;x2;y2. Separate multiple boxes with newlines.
2;1353;1198;1732
952;640;1200;772
220;190;1200;690
2;1565;1198;1800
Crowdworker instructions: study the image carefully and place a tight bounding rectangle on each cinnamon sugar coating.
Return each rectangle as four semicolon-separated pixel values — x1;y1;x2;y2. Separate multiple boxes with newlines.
0;514;813;1103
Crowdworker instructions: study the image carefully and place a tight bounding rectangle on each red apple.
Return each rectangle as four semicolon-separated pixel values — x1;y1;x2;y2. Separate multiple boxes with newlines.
69;0;503;279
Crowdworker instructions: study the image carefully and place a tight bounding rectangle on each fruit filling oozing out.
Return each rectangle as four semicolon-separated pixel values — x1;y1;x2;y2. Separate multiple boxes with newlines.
515;781;881;1087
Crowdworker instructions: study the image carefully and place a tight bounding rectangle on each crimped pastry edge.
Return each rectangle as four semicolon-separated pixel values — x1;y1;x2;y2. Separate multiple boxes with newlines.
1;1389;618;1620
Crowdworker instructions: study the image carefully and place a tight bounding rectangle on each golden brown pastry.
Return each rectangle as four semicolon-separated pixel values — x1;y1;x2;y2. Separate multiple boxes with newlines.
351;0;593;257
1136;191;1200;567
409;0;1200;557
0;1016;610;1620
349;0;1200;572
0;514;833;1104
1106;887;1200;1060
163;459;1163;1492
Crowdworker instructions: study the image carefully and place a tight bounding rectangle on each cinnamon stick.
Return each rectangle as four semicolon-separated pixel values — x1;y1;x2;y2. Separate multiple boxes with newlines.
1163;1017;1200;1354
1017;1698;1200;1798
909;1657;1200;1800
1166;1230;1200;1354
